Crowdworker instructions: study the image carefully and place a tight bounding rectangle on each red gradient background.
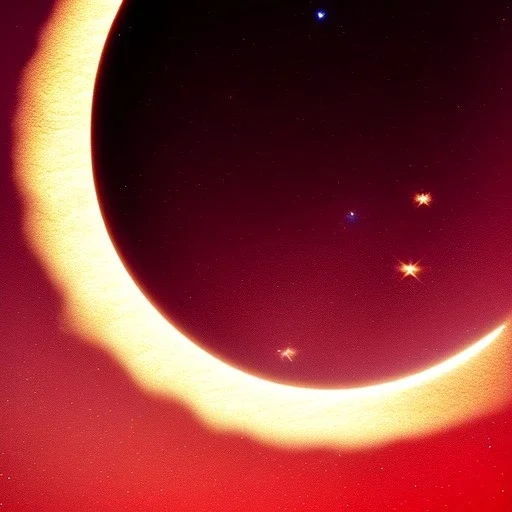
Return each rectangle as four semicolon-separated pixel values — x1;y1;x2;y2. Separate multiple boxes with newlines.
1;2;512;511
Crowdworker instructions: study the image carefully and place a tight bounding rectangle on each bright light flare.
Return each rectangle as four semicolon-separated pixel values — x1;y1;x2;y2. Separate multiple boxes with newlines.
278;347;297;362
400;261;421;280
12;0;512;450
415;192;432;207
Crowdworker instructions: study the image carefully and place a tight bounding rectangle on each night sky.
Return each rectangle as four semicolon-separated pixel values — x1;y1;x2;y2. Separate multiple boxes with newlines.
95;0;512;386
2;1;512;511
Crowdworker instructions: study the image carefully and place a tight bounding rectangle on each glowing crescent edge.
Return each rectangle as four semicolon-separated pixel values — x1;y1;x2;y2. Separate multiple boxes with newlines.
12;0;511;448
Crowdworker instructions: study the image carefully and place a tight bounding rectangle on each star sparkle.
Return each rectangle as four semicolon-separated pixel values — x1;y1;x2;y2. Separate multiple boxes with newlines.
345;210;358;222
414;192;432;207
399;261;422;280
278;347;297;362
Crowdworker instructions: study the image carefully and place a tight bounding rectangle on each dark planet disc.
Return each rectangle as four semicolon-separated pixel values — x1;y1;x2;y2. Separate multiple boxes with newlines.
92;0;512;388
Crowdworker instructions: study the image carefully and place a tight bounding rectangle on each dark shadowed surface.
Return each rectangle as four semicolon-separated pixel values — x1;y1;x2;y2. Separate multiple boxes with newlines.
94;0;512;387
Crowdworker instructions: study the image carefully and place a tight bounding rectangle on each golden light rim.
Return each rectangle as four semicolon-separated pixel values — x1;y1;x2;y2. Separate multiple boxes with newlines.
12;0;512;449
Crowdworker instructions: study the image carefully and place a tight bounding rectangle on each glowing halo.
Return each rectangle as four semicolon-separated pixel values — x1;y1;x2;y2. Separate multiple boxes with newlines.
12;0;512;448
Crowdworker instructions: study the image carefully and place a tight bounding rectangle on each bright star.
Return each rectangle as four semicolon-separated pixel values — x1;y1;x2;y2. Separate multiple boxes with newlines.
399;262;421;280
345;210;358;222
316;10;326;20
414;192;432;207
278;347;297;362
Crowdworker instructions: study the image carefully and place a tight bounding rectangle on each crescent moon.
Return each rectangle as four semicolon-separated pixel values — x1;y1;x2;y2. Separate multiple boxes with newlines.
12;0;512;449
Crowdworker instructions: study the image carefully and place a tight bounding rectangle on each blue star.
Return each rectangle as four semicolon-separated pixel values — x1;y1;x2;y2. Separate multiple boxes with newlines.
316;10;326;21
345;211;358;222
